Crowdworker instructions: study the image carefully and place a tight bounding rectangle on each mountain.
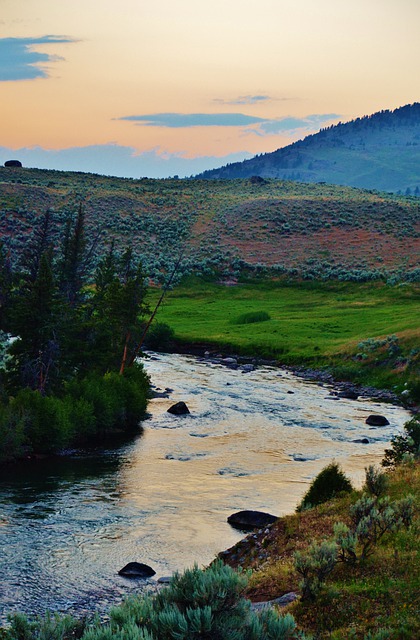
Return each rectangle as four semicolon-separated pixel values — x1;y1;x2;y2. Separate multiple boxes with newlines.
196;103;420;194
1;167;419;282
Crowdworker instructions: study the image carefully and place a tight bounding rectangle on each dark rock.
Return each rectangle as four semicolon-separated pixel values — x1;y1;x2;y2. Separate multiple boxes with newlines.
365;414;390;426
240;364;254;372
118;562;156;578
353;438;370;444
287;390;294;394
4;159;22;167
227;510;278;531
167;401;190;415
337;390;359;400
157;576;172;584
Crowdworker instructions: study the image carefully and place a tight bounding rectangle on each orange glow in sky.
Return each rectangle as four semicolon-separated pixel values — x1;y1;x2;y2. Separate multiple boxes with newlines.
1;0;419;176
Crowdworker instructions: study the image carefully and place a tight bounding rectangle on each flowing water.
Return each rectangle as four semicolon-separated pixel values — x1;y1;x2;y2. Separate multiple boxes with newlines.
0;352;412;622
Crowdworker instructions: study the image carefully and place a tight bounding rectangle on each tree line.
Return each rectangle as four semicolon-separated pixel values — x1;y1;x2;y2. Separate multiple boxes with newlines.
0;206;150;461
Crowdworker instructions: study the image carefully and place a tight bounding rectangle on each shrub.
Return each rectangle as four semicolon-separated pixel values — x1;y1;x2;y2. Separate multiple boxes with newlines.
382;417;420;467
350;494;415;559
364;465;389;497
232;311;271;325
144;322;175;352
297;462;353;511
0;402;27;462
294;540;338;601
6;562;309;640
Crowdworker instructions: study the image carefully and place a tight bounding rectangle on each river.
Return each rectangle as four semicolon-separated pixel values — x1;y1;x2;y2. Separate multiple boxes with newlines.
0;352;412;623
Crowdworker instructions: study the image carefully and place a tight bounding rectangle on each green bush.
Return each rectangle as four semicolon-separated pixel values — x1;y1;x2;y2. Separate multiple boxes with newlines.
294;540;338;601
382;417;420;467
232;311;271;325
144;322;175;352
297;462;353;511
0;364;149;459
364;465;389;497
6;562;309;640
0;402;26;462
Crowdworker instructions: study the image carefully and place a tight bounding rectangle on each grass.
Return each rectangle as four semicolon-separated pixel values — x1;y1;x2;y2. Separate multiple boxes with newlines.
220;461;420;639
152;277;420;394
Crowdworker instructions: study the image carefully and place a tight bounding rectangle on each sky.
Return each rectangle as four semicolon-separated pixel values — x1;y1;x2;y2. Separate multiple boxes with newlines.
0;0;419;178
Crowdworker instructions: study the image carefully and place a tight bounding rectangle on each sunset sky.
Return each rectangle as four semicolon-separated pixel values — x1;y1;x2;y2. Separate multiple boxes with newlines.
1;0;419;177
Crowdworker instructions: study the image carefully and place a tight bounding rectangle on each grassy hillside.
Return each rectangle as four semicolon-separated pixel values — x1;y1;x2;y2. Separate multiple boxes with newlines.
153;278;420;397
197;103;420;194
219;460;420;639
0;167;419;283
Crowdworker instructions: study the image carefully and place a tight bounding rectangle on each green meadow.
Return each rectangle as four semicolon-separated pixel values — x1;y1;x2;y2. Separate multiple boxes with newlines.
152;278;420;394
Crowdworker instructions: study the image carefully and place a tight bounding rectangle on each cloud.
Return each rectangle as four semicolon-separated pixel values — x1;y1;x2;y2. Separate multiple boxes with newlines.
118;111;340;136
256;113;340;135
0;36;77;81
0;144;253;179
213;95;272;105
118;113;266;128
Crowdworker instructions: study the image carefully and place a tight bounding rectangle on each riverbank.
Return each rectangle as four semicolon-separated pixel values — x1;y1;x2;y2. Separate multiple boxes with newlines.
215;458;420;639
150;277;420;406
157;343;414;410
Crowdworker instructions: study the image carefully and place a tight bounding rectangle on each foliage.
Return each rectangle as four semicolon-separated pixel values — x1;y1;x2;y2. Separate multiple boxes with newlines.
382;417;420;467
363;465;389;498
348;494;415;559
294;541;338;601
297;463;353;511
0;208;151;461
5;562;309;640
144;322;175;352
1;166;419;285
4;611;86;640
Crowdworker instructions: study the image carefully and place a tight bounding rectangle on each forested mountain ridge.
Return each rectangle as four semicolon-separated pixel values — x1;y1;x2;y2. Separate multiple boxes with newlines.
0;167;419;282
196;103;420;194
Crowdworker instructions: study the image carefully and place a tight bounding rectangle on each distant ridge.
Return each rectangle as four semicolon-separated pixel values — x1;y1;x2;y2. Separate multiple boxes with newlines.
196;103;420;194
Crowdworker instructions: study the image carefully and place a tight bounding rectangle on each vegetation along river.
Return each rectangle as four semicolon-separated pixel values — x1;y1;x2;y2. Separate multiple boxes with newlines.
0;352;412;623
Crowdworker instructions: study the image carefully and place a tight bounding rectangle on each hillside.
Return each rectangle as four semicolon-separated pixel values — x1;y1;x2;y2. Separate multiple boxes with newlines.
0;167;419;282
196;103;420;194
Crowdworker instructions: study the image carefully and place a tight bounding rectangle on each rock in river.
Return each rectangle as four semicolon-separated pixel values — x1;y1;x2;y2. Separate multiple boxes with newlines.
118;562;156;578
167;401;190;415
227;510;278;531
365;414;390;426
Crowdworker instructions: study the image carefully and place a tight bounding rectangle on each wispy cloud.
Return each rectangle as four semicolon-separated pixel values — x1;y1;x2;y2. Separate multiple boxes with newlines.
257;113;340;135
118;113;266;128
0;36;77;81
118;111;340;135
213;95;272;105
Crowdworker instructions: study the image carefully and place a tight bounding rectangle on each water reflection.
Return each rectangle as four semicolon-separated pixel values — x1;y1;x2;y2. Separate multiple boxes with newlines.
0;353;412;622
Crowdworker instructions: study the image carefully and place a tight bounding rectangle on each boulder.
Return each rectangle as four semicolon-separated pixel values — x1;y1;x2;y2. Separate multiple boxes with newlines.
4;159;22;167
167;401;190;415
337;390;359;400
365;414;390;426
118;562;156;578
353;438;370;444
227;510;278;531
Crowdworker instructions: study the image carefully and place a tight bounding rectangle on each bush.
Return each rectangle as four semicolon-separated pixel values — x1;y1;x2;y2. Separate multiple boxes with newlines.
349;493;415;559
6;562;309;640
364;465;389;497
297;462;353;511
294;540;338;601
144;322;175;352
382;417;420;467
0;402;26;462
232;311;271;325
